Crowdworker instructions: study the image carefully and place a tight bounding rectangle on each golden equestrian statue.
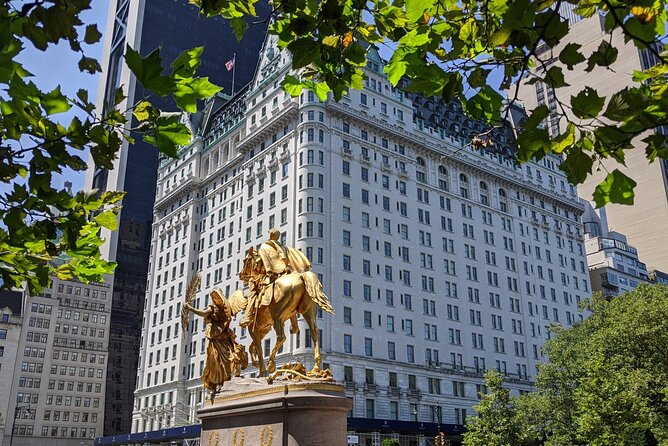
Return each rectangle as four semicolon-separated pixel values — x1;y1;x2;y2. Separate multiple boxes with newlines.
239;228;334;376
181;227;334;398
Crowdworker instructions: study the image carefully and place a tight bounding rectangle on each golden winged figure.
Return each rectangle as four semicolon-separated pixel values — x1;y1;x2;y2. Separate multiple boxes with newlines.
181;275;249;400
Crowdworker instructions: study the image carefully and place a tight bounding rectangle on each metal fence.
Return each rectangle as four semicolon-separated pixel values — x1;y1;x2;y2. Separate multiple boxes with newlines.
348;431;458;446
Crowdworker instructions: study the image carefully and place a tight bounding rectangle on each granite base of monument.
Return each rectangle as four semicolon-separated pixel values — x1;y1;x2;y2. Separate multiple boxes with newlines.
198;378;352;446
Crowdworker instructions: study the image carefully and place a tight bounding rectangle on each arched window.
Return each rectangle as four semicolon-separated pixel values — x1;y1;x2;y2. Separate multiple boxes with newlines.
480;181;489;205
438;165;448;191
416;157;427;184
499;188;508;213
459;174;469;199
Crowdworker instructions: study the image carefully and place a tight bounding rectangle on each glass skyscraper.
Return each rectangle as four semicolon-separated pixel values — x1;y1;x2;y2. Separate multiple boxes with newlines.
86;0;268;436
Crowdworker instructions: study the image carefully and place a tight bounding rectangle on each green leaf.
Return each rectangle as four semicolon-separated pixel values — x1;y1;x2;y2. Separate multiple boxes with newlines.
113;87;126;105
133;100;154;121
622;17;658;50
230;17;248;41
468;68;491;89
398;29;430;47
489;27;512;46
93;210;118;231
586;40;618;72
523;104;550;130
515;104;552;162
551;123;576;153
173;77;222;112
559;43;586;70
312;82;330;101
571;87;605;119
644;133;668;163
143;116;192;157
78;56;101;74
322;35;339;48
25;240;46;253
75;88;91;108
281;75;304;97
462;86;503;123
101;191;125;205
603;88;646;122
343;43;367;65
516;127;551;162
124;46;174;96
592;169;637;207
544;66;568;88
541;15;569;46
632;63;668;83
405;0;432;23
287;38;320;69
170;46;204;79
84;24;102;44
55;263;76;281
385;47;411;86
559;141;593;184
594;126;632;163
459;18;478;41
41;86;71;115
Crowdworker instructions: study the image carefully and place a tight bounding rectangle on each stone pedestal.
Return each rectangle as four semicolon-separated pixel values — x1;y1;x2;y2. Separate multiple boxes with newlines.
198;378;352;446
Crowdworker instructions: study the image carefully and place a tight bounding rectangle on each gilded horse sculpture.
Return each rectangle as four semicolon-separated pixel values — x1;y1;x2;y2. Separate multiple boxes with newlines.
239;228;334;376
181;228;334;399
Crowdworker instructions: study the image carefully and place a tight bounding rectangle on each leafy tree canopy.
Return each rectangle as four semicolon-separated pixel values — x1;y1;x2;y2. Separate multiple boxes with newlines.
0;0;220;293
192;0;667;208
1;0;666;290
464;285;668;446
463;370;533;446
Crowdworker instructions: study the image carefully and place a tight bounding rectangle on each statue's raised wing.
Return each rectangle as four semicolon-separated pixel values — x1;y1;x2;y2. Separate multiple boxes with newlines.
227;289;247;316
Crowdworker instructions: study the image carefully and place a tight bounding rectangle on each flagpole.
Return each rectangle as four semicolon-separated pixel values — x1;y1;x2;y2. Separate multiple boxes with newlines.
231;53;236;97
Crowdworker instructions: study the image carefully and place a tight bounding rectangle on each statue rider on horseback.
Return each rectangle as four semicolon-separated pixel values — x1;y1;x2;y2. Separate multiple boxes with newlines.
239;228;311;331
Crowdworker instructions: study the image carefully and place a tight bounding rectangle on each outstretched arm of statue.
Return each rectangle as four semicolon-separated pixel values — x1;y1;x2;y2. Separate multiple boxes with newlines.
184;303;211;318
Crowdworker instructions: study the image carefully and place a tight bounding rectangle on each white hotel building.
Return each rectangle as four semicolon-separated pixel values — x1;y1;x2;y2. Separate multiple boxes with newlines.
131;35;590;440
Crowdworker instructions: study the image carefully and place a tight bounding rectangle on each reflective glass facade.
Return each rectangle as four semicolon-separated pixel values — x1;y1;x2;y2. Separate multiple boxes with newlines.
97;0;267;436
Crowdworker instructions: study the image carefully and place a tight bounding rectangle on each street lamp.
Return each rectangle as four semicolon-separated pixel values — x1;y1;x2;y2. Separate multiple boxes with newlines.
10;404;31;446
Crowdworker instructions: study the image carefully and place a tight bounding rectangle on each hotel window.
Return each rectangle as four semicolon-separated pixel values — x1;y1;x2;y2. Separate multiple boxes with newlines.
459;173;469;198
364;338;373;356
480;181;489;205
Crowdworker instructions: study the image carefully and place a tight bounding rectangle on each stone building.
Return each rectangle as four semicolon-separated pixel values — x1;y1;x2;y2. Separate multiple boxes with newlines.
582;203;650;297
0;291;24;446
129;34;590;443
1;279;111;446
515;8;668;272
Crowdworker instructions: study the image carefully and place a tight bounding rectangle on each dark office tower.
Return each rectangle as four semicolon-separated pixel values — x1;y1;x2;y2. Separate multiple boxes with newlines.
84;0;268;436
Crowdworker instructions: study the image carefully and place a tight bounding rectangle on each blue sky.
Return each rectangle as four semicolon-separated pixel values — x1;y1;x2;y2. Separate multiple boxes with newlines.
18;2;108;192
